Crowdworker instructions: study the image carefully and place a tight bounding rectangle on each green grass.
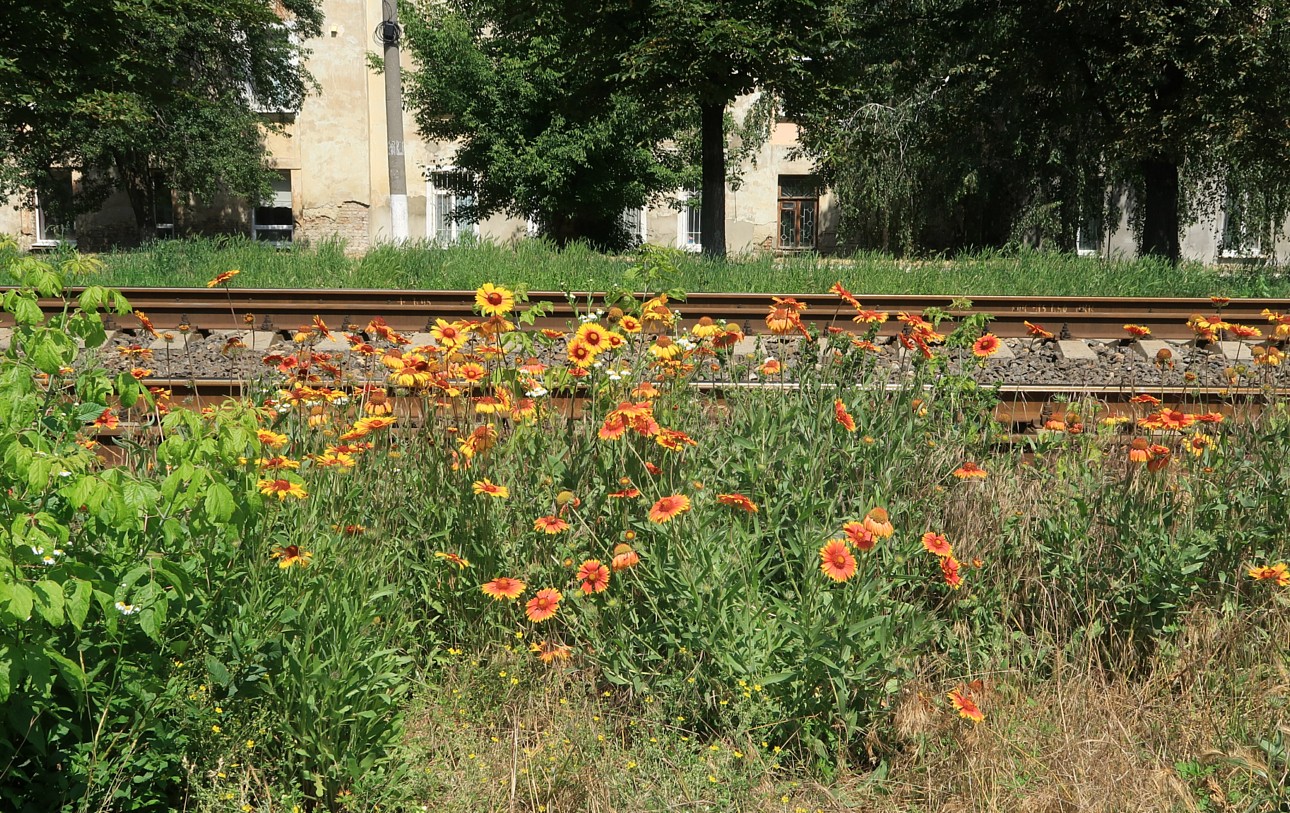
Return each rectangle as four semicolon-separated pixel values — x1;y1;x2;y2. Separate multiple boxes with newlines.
13;235;1290;297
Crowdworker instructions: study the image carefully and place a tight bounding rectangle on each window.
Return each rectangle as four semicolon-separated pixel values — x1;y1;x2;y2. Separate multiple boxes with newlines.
620;207;646;246
1219;189;1264;259
153;174;176;240
677;191;701;251
252;170;294;245
34;170;76;248
1076;215;1101;256
778;175;819;250
427;169;478;244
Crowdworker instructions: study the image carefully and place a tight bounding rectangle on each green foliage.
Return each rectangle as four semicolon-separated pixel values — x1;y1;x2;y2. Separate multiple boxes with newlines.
402;0;691;250
797;0;1290;258
0;0;324;236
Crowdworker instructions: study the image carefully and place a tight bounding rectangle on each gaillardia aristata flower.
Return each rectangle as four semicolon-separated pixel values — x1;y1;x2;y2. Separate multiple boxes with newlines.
952;462;987;479
834;398;857;432
648;494;691;524
842;521;876;551
526;588;562;622
481;577;526;600
948;688;984;722
863;507;894;539
921;532;953;558
475;283;516;317
258;478;307;500
271;544;312;568
716;493;758;513
534;515;571;534
576;560;611;594
611;543;640;571
472;479;510;499
434;551;471;569
1248;562;1289;586
971;334;1001;358
819;540;858;582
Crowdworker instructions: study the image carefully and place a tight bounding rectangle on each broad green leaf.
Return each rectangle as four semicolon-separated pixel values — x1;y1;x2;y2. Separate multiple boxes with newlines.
204;482;236;523
32;579;64;626
66;578;92;630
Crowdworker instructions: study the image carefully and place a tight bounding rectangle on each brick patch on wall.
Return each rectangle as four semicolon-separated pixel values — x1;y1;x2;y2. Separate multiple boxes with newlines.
299;201;370;253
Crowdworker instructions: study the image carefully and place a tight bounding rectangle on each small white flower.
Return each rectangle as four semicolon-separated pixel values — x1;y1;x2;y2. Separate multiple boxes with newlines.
526;387;549;398
31;546;43;555
42;556;56;565
277;404;292;414
58;471;72;477
607;373;621;382
115;601;140;616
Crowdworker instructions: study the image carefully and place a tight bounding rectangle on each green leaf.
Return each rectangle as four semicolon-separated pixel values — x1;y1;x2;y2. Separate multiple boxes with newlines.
2;581;34;622
32;579;65;626
47;649;86;691
205;655;232;689
27;330;74;373
204;482;236;523
66;578;92;630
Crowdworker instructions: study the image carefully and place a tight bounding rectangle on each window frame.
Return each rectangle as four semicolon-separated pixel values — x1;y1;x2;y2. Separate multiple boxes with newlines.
426;168;480;245
251;169;294;247
33;170;77;249
777;176;819;251
676;190;701;252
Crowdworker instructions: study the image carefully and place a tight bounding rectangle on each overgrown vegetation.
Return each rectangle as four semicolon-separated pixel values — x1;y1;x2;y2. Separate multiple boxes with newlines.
2;241;1286;811
6;237;1290;298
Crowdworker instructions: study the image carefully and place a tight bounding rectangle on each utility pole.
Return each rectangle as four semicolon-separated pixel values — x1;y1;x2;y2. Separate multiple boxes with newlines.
380;1;408;242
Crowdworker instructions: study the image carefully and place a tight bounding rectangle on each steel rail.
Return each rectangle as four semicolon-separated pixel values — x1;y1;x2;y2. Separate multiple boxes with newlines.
10;287;1290;340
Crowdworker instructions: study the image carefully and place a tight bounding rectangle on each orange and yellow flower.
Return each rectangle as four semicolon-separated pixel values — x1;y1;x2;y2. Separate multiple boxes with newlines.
434;551;471;569
716;493;758;513
92;408;119;429
1128;438;1153;464
941;556;963;589
258;478;307;500
475;283;516;317
1247;562;1289;586
1123;324;1152;339
525;588;562;622
576;560;611;594
534;515;570;534
481;576;526;600
952;462;987;479
270;544;312;568
536;640;572;663
972;334;1002;358
841;521;876;551
206;269;241;288
834;398;857;432
472;479;510;499
819;539;858;582
922;532;953;558
948;688;984;722
648;494;691;524
611;543;640;571
863;507;894;539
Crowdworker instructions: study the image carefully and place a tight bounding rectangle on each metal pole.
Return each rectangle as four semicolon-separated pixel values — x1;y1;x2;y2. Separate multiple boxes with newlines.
382;1;408;242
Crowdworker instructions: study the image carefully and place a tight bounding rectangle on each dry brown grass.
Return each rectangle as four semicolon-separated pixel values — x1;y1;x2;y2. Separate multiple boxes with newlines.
396;606;1287;813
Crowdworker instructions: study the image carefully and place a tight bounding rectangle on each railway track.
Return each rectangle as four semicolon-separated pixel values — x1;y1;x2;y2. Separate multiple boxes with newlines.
111;378;1280;431
12;287;1290;340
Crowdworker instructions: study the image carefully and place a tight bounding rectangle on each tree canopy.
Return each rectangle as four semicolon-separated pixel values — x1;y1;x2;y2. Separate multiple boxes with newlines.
796;0;1290;261
402;0;691;251
0;0;322;241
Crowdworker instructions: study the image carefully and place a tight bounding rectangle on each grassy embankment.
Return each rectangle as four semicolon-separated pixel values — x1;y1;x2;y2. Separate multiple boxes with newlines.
9;235;1289;297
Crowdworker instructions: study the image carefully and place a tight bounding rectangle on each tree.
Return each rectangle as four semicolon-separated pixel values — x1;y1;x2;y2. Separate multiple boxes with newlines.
0;1;322;243
402;0;691;251
617;0;836;258
799;0;1290;262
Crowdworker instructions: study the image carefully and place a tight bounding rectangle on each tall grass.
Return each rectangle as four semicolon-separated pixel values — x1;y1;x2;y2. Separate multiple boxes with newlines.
9;235;1289;296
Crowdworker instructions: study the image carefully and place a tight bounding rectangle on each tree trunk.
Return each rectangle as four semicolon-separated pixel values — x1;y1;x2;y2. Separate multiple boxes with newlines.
699;100;726;260
115;152;155;247
1140;157;1180;264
